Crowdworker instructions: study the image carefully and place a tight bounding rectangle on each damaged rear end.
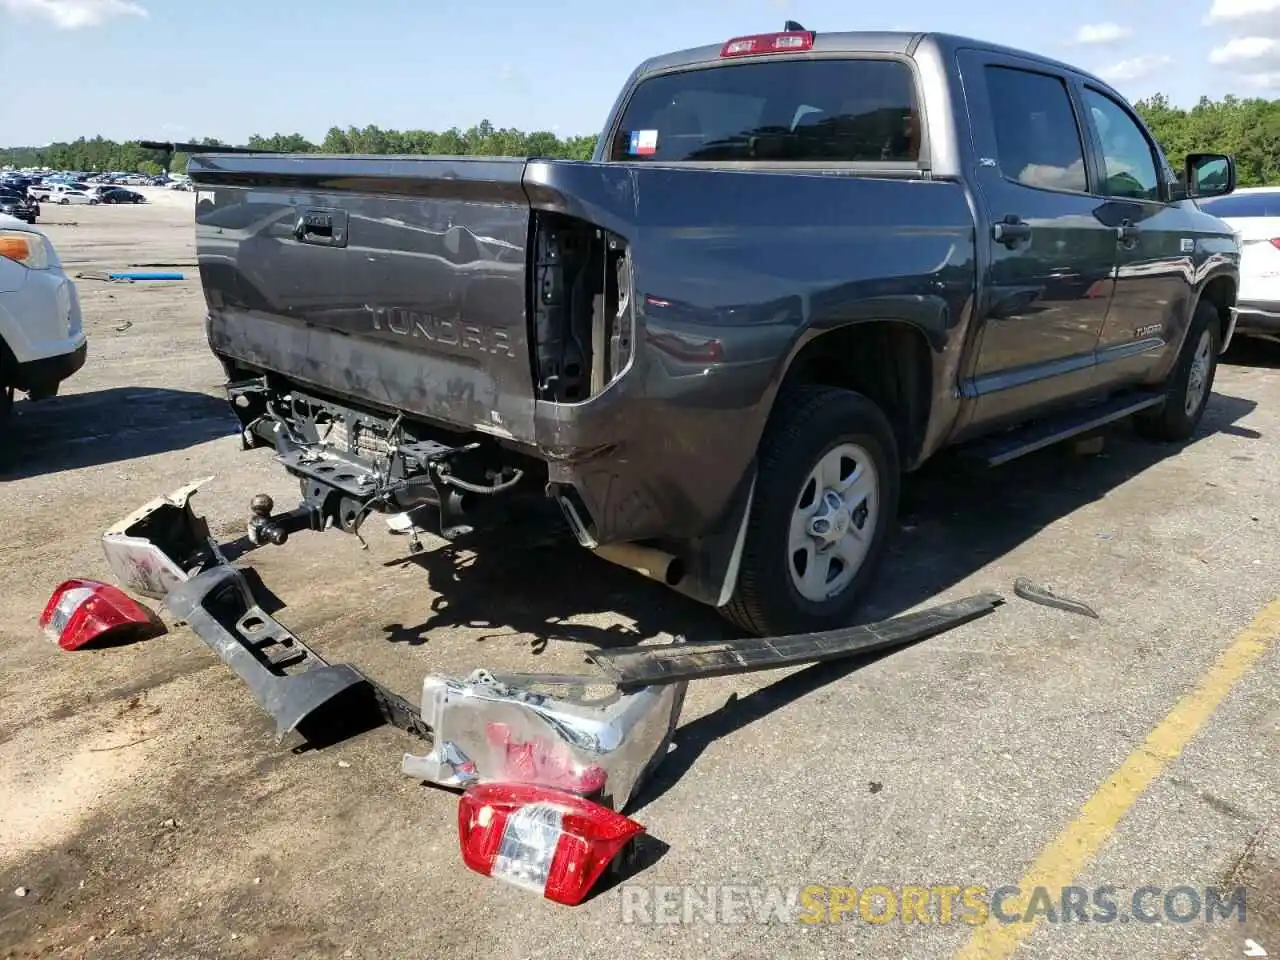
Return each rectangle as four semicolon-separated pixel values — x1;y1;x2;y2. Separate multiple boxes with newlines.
190;154;640;548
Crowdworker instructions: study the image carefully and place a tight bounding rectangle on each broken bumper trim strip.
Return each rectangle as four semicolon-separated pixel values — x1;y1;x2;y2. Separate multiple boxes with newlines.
584;592;1006;687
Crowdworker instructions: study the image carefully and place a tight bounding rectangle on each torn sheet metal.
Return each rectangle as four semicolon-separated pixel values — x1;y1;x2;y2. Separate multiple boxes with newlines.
101;476;221;599
1013;577;1099;619
586;592;1005;688
402;669;687;812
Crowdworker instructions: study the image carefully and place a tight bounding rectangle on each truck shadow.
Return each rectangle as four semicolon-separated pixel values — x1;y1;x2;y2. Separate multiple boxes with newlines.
377;392;1258;811
381;511;731;654
0;386;237;480
1223;335;1280;370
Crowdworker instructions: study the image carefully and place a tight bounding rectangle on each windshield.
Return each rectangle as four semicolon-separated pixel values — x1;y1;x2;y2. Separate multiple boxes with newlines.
608;57;921;163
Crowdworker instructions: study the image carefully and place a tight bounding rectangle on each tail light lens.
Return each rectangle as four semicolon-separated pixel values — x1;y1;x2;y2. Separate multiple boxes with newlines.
39;578;162;651
1269;238;1280;251
484;722;609;796
458;783;645;905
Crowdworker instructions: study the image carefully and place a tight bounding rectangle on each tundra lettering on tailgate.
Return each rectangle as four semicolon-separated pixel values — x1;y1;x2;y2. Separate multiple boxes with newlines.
367;306;515;358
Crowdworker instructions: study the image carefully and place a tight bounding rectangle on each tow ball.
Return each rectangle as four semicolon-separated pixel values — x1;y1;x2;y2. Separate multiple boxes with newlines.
245;493;320;547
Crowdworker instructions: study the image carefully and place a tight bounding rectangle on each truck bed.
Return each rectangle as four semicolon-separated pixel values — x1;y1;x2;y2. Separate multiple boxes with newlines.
190;154;974;449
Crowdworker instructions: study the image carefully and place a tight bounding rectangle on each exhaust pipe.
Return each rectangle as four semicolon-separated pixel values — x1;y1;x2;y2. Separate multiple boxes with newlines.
592;542;684;586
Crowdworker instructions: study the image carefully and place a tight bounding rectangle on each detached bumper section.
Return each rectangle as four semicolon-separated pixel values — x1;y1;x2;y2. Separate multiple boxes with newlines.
164;565;397;742
96;478;690;806
401;670;686;812
97;478;1005;809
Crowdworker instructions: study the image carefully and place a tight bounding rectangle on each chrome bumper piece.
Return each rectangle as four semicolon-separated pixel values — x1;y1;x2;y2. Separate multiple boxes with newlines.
402;669;686;811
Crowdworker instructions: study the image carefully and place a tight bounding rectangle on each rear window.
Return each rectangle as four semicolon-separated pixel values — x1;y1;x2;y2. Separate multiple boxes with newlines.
1198;192;1280;217
608;58;921;163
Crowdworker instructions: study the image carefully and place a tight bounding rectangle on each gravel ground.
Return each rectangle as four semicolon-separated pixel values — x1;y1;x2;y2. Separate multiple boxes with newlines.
1;188;1278;960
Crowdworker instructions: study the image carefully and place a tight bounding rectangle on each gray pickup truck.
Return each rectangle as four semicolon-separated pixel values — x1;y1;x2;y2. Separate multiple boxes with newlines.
188;26;1240;637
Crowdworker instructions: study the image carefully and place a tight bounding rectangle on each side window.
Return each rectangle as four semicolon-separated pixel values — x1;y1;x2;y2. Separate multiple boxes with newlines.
984;66;1088;193
1081;88;1161;201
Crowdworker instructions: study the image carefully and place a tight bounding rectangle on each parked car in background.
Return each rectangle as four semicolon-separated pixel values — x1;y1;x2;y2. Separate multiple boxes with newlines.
0;214;87;418
34;183;99;206
0;188;37;224
1197;186;1280;343
54;189;98;206
100;187;145;204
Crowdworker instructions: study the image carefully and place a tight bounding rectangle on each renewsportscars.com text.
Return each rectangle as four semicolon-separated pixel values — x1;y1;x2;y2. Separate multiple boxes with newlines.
618;884;1248;926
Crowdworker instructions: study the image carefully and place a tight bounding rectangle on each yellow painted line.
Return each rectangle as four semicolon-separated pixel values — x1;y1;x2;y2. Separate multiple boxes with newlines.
955;598;1280;960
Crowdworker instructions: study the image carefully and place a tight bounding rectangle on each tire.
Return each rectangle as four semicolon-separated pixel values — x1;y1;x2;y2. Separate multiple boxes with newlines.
721;385;901;636
1134;299;1220;442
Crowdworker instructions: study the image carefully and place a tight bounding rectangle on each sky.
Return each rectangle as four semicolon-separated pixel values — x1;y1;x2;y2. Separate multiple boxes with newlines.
1;0;1279;147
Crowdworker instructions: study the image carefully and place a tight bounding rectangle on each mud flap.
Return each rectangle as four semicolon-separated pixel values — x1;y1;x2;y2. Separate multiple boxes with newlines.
586;592;1005;688
164;564;376;742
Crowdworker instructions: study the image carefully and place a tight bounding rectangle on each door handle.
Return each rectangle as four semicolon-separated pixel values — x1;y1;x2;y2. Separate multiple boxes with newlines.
1116;219;1140;246
293;208;348;248
992;215;1031;248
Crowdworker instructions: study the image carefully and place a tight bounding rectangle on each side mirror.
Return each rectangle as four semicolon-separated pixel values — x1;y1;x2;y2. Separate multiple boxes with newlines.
1185;153;1236;199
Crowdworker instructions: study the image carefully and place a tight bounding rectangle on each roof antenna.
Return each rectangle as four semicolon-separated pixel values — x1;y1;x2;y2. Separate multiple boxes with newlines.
784;20;806;31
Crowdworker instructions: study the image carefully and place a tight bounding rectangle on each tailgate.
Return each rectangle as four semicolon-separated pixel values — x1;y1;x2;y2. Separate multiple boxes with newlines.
189;155;536;439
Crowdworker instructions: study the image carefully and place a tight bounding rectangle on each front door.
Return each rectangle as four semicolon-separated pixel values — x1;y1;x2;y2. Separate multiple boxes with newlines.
1076;84;1193;387
957;52;1119;434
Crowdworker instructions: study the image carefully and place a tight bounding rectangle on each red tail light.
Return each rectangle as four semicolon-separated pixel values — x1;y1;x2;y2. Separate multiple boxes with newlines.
720;31;814;57
1269;238;1280;250
458;783;645;905
484;722;609;795
39;578;162;651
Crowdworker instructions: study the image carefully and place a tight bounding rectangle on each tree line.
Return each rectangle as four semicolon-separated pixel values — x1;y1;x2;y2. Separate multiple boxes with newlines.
2;95;1279;185
0;121;598;175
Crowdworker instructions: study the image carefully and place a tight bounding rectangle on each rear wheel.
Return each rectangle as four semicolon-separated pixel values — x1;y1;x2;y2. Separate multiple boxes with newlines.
721;385;900;636
1135;299;1220;442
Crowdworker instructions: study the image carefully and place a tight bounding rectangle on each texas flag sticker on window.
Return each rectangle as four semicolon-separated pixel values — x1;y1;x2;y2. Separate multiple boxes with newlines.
629;130;659;156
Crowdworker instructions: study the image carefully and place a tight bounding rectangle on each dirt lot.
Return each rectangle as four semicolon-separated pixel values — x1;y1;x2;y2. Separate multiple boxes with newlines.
2;190;1279;960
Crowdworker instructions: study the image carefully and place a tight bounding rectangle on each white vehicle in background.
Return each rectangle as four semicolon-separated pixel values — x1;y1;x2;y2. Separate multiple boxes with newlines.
1197;186;1280;343
31;183;100;206
52;186;99;206
0;214;87;418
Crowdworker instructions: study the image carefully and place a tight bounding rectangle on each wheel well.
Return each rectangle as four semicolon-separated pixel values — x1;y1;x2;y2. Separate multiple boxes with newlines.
0;334;15;383
780;321;933;466
1199;275;1236;345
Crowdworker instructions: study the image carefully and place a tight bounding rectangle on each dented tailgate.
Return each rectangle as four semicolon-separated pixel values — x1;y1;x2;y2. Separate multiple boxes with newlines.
189;154;536;439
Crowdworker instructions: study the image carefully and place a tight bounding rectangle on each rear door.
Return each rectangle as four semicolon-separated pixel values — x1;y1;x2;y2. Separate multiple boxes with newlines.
957;51;1118;432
